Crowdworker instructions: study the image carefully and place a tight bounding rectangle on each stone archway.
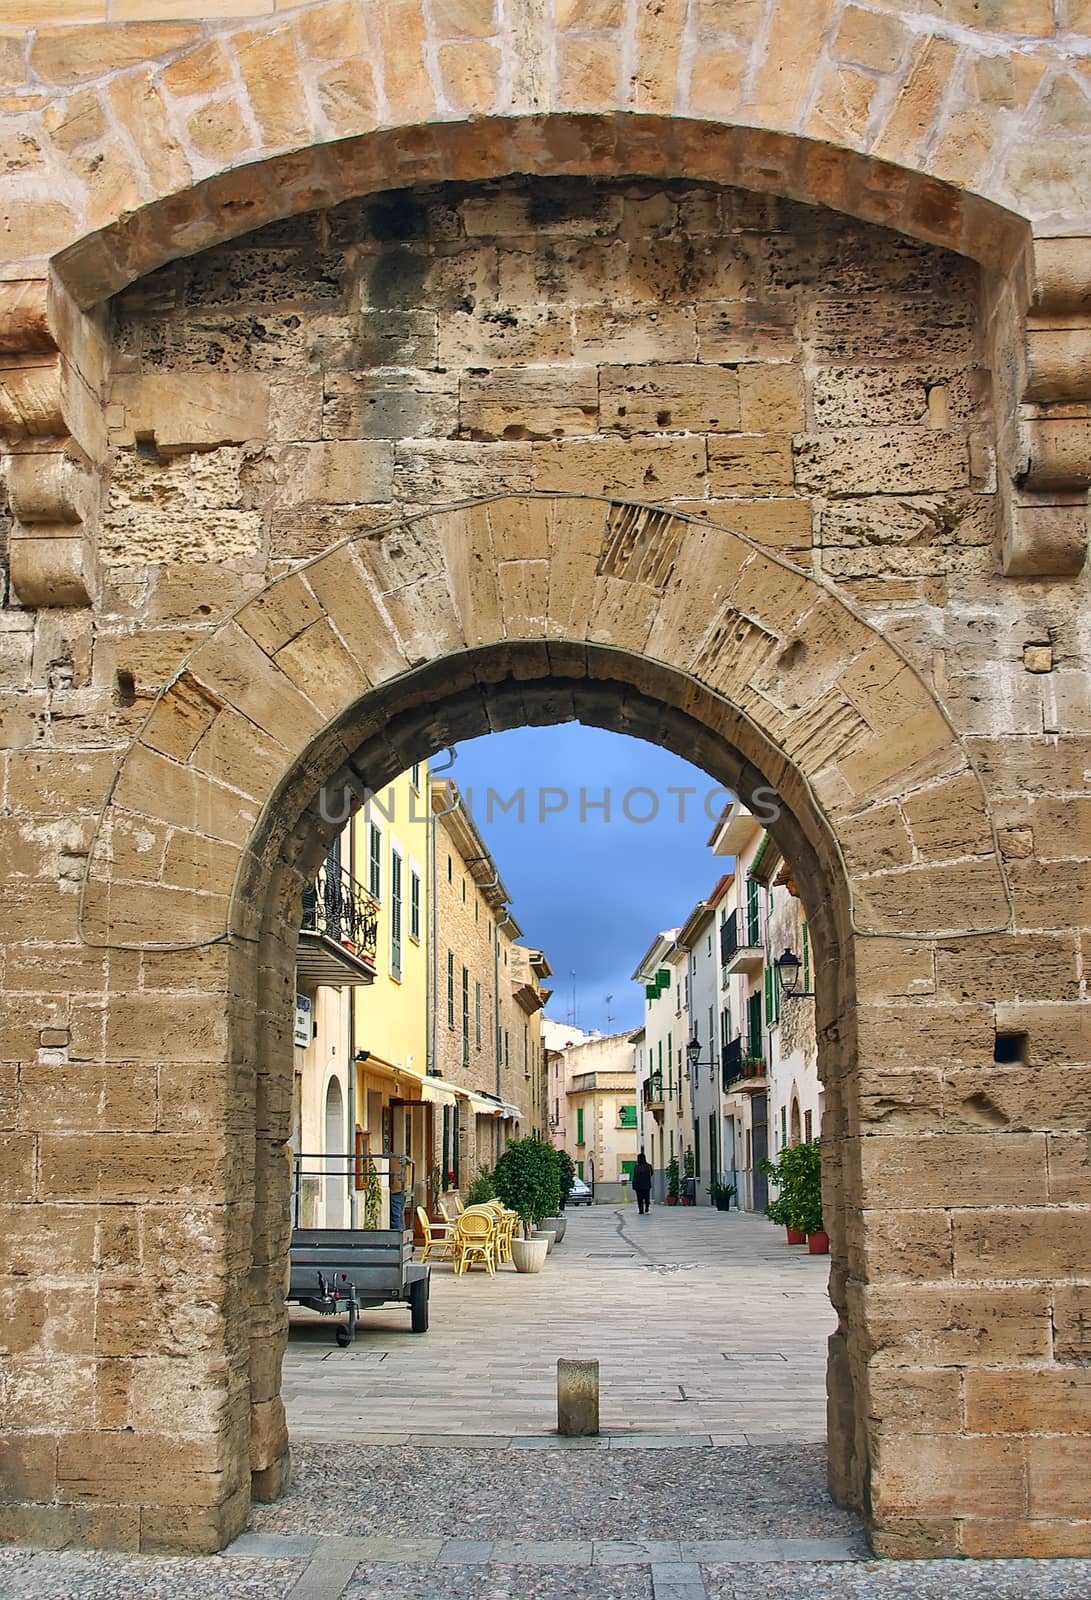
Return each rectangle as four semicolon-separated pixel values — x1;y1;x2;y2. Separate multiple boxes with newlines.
0;0;1088;1565
46;490;1025;1558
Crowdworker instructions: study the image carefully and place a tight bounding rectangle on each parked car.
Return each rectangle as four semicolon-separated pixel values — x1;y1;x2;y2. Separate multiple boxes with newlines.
567;1177;593;1206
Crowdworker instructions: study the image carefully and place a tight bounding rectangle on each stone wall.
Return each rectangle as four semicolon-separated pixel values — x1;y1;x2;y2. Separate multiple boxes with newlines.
0;166;1088;1562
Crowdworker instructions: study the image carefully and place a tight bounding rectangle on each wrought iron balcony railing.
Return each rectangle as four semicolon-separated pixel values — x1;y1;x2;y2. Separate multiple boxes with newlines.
301;858;379;962
722;1036;766;1091
642;1070;664;1108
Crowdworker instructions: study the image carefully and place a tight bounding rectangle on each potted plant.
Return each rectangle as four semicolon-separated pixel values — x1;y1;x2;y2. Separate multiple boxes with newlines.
665;1155;680;1205
494;1136;561;1272
363;1160;382;1229
794;1139;827;1253
681;1146;696;1205
708;1178;736;1212
465;1164;495;1207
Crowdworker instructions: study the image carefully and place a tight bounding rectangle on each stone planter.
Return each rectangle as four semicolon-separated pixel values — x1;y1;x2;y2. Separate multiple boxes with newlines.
511;1237;549;1274
542;1215;566;1244
534;1228;557;1255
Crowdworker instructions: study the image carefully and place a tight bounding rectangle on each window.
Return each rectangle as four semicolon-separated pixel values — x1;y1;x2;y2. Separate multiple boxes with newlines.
747;990;763;1059
694;1122;701;1181
410;762;421;790
621;1159;636;1180
720;1006;731;1054
764;964;780;1027
780;1105;788;1149
461;877;466;904
708;1112;718;1181
804;1109;813;1141
802;921;810;993
576;1107;585;1145
619;1104;637;1128
447;854;452;883
523;1024;529;1076
368;824;381;900
746;877;760;945
475;981;482;1049
390;848;403;979
442;1104;451;1189
504;1029;510;1068
667;1032;672;1095
409;868;421;942
447;950;455;1028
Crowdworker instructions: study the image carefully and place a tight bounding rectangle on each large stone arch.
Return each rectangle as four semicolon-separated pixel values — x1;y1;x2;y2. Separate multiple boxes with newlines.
2;0;1090;602
44;491;1029;1558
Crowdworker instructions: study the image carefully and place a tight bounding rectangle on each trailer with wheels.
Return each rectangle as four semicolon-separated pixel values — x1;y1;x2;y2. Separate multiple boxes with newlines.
287;1152;430;1345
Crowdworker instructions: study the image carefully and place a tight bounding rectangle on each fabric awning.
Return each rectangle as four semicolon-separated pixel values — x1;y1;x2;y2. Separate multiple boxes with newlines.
500;1102;524;1120
393;1065;461;1106
466;1092;503;1117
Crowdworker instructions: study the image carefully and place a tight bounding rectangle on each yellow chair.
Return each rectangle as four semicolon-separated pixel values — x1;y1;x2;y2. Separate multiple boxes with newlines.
452;1194;465;1216
454;1210;496;1275
417;1206;456;1266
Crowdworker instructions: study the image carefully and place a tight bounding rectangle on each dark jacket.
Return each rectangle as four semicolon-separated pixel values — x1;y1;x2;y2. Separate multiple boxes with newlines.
632;1158;653;1195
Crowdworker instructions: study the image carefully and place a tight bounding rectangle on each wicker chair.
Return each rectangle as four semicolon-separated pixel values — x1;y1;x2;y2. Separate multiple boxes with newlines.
416;1206;456;1266
453;1210;496;1275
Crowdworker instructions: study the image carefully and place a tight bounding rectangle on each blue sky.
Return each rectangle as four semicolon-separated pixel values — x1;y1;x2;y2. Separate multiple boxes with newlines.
446;724;734;1035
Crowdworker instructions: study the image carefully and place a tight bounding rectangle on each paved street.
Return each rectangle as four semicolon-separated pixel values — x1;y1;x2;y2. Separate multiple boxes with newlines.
283;1205;832;1444
7;1207;1091;1597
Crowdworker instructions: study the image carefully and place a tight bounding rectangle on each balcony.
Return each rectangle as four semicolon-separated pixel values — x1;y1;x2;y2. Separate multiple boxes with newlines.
720;908;764;978
722;1036;767;1093
297;858;379;988
642;1070;665;1113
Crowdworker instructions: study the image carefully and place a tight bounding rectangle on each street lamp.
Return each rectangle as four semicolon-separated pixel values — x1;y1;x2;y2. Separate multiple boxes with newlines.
774;947;815;1001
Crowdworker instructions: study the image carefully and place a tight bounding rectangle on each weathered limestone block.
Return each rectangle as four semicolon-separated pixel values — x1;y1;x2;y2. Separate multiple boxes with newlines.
102;448;262;565
109;373;269;453
794;430;969;495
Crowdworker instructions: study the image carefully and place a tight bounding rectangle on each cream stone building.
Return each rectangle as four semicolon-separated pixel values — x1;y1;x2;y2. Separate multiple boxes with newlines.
430;778;551;1186
2;0;1090;1562
545;1028;640;1200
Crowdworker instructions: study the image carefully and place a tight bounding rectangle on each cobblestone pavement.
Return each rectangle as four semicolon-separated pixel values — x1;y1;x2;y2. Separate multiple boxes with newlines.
6;1209;1091;1596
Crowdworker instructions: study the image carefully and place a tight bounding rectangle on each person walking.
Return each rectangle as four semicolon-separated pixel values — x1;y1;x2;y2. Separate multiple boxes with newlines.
632;1150;653;1215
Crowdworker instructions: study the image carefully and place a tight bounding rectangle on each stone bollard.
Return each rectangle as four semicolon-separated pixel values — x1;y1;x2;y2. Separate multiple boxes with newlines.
557;1358;599;1436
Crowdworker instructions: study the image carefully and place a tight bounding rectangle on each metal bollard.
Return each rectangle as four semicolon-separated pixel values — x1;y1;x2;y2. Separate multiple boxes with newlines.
557;1357;599;1436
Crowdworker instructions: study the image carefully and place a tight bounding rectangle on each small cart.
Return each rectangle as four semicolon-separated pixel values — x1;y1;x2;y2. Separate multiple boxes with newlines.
287;1151;430;1346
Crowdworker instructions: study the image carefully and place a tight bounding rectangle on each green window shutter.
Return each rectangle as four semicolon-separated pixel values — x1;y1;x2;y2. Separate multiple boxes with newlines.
656;968;671;990
442;1104;450;1188
747;991;763;1058
577;1160;584;1179
446;950;454;1027
709;1112;718;1177
780;1105;788;1148
764;966;773;1026
453;1100;460;1186
694;1122;701;1181
621;1159;636;1179
619;1105;637;1128
803;922;810;992
645;984;658;1001
577;1107;585;1145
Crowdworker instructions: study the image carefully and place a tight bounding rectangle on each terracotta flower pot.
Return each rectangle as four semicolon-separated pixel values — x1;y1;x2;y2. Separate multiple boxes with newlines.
666;1196;679;1206
807;1230;830;1254
786;1227;806;1245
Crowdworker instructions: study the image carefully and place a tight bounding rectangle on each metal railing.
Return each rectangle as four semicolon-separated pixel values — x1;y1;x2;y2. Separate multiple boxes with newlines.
301;858;379;960
642;1070;664;1107
723;1036;766;1090
721;907;762;965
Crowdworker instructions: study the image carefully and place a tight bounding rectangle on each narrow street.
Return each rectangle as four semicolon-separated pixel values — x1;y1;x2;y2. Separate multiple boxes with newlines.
283;1206;832;1445
6;1211;1091;1598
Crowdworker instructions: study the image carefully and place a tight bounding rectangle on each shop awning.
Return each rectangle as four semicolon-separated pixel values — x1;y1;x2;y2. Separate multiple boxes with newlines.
393;1066;462;1106
466;1092;504;1117
500;1102;524;1120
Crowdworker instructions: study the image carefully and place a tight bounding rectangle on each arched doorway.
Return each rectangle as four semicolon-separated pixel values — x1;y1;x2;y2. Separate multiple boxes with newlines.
323;1075;346;1229
70;486;1021;1556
